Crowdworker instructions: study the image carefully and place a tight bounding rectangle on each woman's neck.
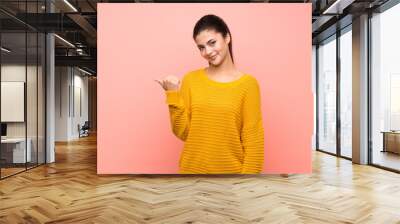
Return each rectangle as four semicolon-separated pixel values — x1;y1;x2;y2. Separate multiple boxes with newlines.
207;54;237;76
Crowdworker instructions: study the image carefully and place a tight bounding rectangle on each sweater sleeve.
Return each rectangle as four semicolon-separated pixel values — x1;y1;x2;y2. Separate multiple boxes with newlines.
165;75;191;141
240;79;265;174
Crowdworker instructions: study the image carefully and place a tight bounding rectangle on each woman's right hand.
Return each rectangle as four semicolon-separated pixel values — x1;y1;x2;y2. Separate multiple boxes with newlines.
155;75;180;91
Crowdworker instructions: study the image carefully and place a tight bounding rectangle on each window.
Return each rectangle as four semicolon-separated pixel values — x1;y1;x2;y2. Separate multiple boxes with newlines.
339;26;352;158
317;35;337;154
371;2;400;171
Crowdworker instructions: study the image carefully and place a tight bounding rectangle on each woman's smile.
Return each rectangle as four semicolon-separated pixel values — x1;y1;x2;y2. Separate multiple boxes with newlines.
210;55;218;61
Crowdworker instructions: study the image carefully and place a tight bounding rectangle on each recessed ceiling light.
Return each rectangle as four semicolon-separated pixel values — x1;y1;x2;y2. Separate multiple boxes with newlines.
322;0;355;15
1;47;11;53
54;34;75;48
77;67;93;76
63;0;78;12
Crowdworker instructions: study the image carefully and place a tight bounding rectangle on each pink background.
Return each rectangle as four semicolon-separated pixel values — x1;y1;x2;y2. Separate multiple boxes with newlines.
97;3;312;174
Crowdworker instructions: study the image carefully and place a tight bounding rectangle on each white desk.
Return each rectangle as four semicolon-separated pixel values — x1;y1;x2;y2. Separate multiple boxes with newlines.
1;138;31;163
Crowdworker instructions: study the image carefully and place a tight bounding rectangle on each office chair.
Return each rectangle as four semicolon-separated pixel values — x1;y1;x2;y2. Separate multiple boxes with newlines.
79;121;90;138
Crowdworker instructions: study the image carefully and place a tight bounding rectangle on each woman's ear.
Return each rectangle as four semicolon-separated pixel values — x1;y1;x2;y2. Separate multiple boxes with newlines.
225;33;231;45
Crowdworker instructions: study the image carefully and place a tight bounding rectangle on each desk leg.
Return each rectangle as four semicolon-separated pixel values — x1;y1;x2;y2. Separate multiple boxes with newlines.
382;133;386;152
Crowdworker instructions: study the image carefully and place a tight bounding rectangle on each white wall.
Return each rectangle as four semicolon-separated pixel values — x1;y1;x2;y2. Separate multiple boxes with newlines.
55;66;70;141
1;65;41;137
70;72;89;139
1;65;26;135
55;67;89;141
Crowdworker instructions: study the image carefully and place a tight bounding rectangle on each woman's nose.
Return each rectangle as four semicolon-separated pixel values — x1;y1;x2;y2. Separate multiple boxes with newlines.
205;47;212;55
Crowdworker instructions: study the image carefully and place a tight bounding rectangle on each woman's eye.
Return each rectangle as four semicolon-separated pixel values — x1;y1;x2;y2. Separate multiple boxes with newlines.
210;41;216;45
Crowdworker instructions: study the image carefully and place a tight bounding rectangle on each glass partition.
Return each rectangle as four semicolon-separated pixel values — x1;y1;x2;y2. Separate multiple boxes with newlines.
1;31;28;177
0;1;46;179
317;35;337;154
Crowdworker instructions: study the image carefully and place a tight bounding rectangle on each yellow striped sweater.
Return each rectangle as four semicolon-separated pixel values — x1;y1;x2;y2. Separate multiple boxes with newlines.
165;68;264;174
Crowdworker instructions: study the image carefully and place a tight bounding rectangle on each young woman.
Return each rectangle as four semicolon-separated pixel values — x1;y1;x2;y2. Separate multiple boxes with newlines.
156;14;264;174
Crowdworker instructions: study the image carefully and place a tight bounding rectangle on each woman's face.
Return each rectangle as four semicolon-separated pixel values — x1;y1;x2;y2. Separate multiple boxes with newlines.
194;29;230;66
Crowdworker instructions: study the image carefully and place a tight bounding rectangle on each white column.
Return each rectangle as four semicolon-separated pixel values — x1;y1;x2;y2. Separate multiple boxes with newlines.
352;14;369;164
46;1;55;163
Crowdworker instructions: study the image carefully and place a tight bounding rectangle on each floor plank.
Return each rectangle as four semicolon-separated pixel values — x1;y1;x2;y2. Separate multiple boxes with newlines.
1;134;400;223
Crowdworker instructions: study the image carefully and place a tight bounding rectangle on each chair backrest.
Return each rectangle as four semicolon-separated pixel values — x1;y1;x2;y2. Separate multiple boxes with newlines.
82;121;90;129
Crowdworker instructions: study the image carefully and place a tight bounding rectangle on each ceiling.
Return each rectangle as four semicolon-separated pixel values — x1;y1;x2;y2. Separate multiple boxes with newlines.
0;0;393;75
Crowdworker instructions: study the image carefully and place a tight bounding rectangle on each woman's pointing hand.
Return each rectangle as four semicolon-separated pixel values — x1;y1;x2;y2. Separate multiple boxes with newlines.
155;75;180;91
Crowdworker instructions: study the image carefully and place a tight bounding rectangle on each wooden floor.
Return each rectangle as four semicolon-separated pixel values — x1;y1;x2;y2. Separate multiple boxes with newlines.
1;163;45;178
0;167;26;178
373;150;400;171
1;134;400;223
